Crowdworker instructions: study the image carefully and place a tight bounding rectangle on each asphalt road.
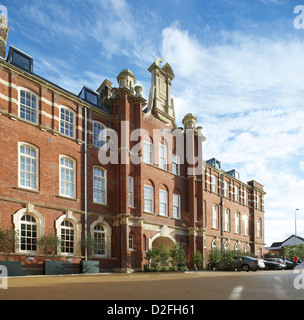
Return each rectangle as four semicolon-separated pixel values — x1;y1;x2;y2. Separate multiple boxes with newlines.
0;269;303;301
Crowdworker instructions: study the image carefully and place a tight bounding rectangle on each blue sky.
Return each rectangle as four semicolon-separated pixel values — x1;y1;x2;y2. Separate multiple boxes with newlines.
2;0;304;247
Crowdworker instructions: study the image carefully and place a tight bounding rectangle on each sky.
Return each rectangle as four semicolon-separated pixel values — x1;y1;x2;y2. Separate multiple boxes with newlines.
2;0;304;247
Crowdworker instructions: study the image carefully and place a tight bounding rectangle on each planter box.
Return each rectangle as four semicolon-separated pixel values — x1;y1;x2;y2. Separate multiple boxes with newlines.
0;261;22;277
44;261;65;275
81;261;100;274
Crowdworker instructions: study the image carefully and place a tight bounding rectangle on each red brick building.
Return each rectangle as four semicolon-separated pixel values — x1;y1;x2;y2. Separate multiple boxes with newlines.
0;17;265;272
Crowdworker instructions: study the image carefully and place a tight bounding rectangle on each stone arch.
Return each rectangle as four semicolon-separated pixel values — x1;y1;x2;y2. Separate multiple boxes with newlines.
149;226;176;250
13;204;45;254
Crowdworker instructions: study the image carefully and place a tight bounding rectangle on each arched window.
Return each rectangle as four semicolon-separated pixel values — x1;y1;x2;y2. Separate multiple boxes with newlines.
223;181;229;198
159;142;168;170
244;214;249;236
257;218;262;238
60;220;74;254
211;175;218;193
19;143;39;191
20;214;37;252
144;182;154;213
224;208;230;232
211;239;218;251
244;243;251;254
129;232;134;250
235;242;242;252
159;186;168;216
223;241;230;252
60;106;75;138
19;88;38;124
234;186;239;202
235;212;240;234
212;204;219;229
173;193;181;219
93;224;106;257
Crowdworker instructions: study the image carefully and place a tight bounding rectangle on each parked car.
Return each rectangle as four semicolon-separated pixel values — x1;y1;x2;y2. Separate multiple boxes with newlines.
264;258;285;264
233;256;265;272
262;259;285;270
285;260;304;269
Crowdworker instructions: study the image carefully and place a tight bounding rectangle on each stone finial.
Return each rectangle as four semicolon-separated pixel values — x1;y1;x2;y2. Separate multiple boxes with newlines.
182;113;197;130
117;69;136;91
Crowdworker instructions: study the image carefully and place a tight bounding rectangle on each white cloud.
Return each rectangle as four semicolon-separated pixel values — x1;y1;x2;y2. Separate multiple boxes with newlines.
160;22;304;247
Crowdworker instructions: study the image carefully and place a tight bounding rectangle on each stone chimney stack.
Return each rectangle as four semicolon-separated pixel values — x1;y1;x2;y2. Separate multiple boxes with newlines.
97;79;113;106
0;10;9;59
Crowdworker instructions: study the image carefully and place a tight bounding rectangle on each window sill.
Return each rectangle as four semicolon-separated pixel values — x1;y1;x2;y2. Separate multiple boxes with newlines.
143;211;155;216
14;186;41;194
56;195;79;202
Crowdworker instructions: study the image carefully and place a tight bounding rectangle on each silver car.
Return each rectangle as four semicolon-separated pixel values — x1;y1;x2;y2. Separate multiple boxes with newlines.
233;256;265;272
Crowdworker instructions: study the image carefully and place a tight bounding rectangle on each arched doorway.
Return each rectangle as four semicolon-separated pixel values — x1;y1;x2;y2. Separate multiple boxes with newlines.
151;235;176;250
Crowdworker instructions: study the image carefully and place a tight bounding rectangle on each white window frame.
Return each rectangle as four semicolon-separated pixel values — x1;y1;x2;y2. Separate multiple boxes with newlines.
244;190;248;206
144;185;153;213
235;212;240;234
257;218;262;238
257;194;261;209
20;214;37;253
93;166;107;205
59;156;76;198
224;208;230;232
143;141;153;164
234;186;239;202
172;154;180;175
59;106;75;138
211;175;218;193
93;224;106;257
159;143;167;170
18;88;38;124
244;214;249;236
129;176;134;207
212;204;219;229
173;193;181;219
223;181;228;198
159;189;168;216
19;143;39;191
129;233;134;250
93;121;106;149
60;220;75;255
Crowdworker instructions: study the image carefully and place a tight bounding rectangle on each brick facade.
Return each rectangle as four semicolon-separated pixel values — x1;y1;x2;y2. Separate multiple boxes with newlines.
0;19;265;272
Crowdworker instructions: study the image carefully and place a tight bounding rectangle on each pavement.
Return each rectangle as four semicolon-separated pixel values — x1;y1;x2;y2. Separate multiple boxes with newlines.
0;269;303;300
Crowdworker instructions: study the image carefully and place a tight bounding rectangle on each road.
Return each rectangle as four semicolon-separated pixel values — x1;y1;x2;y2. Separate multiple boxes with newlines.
0;270;303;301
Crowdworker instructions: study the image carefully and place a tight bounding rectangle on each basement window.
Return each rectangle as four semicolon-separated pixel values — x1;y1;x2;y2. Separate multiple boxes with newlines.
7;46;33;73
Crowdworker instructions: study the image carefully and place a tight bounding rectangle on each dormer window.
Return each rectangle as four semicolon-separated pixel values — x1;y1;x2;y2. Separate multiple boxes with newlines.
7;46;33;73
78;86;99;107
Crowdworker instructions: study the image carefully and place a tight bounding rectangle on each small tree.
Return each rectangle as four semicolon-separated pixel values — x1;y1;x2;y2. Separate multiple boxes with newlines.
208;250;221;270
170;244;187;271
191;251;203;270
80;236;99;259
221;250;237;271
144;246;160;271
0;227;19;260
37;232;61;260
157;244;170;271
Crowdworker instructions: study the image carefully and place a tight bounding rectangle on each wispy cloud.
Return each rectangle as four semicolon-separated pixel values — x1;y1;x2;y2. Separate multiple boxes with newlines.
160;22;304;246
